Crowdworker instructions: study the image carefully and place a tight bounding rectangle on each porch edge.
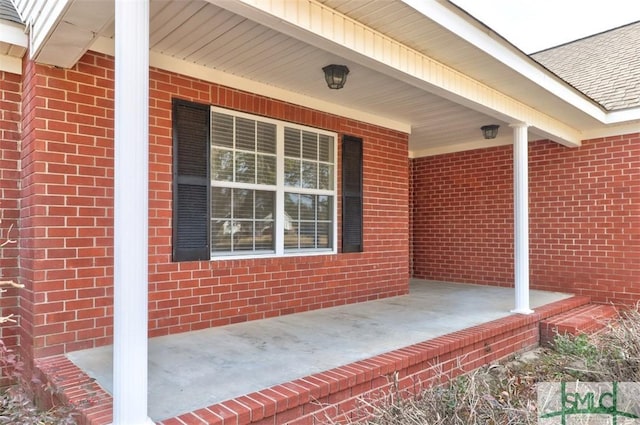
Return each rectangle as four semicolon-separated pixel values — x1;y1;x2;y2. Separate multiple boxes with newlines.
35;295;590;425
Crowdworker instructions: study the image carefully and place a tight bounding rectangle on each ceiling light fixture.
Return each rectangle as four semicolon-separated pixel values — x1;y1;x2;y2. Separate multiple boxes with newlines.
481;124;500;140
322;64;350;89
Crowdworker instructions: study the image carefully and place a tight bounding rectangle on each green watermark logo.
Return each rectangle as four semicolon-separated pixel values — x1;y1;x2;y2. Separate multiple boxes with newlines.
539;382;640;424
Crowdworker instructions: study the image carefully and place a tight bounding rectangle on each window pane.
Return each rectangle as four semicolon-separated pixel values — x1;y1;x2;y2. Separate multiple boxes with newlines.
234;189;254;219
283;194;333;251
317;196;331;220
212;224;233;252
299;195;315;220
318;163;333;190
234;221;255;251
255;190;274;218
257;154;276;185
257;122;276;154
235;152;255;183
212;148;233;182
284;127;300;157
211;187;231;219
211;113;233;148
285;193;300;220
299;223;315;248
255;189;275;251
211;187;233;253
236;117;255;151
318;135;332;162
284;226;299;250
302;131;317;160
301;161;317;189
317;223;331;248
211;188;275;253
285;158;300;187
283;210;293;232
256;222;273;250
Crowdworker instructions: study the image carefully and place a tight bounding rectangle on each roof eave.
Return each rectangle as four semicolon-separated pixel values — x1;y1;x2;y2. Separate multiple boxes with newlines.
207;0;583;147
0;19;27;74
401;0;615;126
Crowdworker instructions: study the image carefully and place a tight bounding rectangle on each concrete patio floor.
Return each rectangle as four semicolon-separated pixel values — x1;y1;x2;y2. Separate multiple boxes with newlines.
66;279;571;421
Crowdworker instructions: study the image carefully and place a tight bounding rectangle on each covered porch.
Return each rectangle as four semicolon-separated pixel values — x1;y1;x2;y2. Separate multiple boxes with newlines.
36;280;585;424
5;1;627;424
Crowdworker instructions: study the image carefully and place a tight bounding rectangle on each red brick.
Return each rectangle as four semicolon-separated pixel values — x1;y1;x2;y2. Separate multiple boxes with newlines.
412;138;640;306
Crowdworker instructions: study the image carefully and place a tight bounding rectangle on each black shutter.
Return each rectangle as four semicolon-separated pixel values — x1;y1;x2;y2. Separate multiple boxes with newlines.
342;135;363;253
172;98;211;261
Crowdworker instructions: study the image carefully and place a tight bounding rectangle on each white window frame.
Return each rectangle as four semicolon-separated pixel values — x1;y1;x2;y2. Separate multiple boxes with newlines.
210;106;338;260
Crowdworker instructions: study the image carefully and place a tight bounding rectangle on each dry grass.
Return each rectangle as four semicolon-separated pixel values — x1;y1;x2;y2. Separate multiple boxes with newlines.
324;305;638;425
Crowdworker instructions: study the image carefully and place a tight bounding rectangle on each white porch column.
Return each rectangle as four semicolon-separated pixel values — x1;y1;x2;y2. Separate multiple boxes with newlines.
113;0;153;424
511;123;534;315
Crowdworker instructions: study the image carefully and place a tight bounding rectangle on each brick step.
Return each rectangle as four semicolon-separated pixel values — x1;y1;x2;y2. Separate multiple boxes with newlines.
540;303;618;346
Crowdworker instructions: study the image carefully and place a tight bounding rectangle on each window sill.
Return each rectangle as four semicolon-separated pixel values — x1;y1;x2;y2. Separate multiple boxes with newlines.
210;248;337;262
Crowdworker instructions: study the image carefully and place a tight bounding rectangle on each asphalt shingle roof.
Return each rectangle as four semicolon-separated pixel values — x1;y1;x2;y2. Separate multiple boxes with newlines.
0;0;21;24
532;21;640;111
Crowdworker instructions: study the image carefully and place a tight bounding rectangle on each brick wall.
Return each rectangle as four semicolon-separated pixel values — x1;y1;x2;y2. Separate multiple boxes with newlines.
412;135;640;304
0;71;21;350
412;146;514;285
20;51;409;359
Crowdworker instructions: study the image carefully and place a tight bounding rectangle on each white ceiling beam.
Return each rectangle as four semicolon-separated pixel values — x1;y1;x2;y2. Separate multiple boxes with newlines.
410;135;513;158
207;0;583;148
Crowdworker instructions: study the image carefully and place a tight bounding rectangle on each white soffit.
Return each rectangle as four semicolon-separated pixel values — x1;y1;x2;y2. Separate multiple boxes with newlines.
207;0;582;148
24;0;112;69
90;36;411;135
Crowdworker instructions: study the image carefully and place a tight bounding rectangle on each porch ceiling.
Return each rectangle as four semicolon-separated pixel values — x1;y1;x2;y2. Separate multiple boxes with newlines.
97;0;529;156
17;0;635;157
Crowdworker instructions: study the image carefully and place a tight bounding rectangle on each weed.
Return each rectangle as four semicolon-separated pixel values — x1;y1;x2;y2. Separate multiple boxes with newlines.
552;333;598;362
589;306;640;382
0;340;77;424
322;306;639;425
0;219;76;424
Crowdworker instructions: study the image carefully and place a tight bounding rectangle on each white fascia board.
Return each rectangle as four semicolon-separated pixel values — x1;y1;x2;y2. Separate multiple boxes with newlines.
582;121;640;141
604;107;640;125
401;0;608;124
90;36;411;134
207;0;582;147
0;20;27;47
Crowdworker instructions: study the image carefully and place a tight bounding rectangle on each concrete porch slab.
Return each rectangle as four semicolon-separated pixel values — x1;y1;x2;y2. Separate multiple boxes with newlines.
64;279;571;422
